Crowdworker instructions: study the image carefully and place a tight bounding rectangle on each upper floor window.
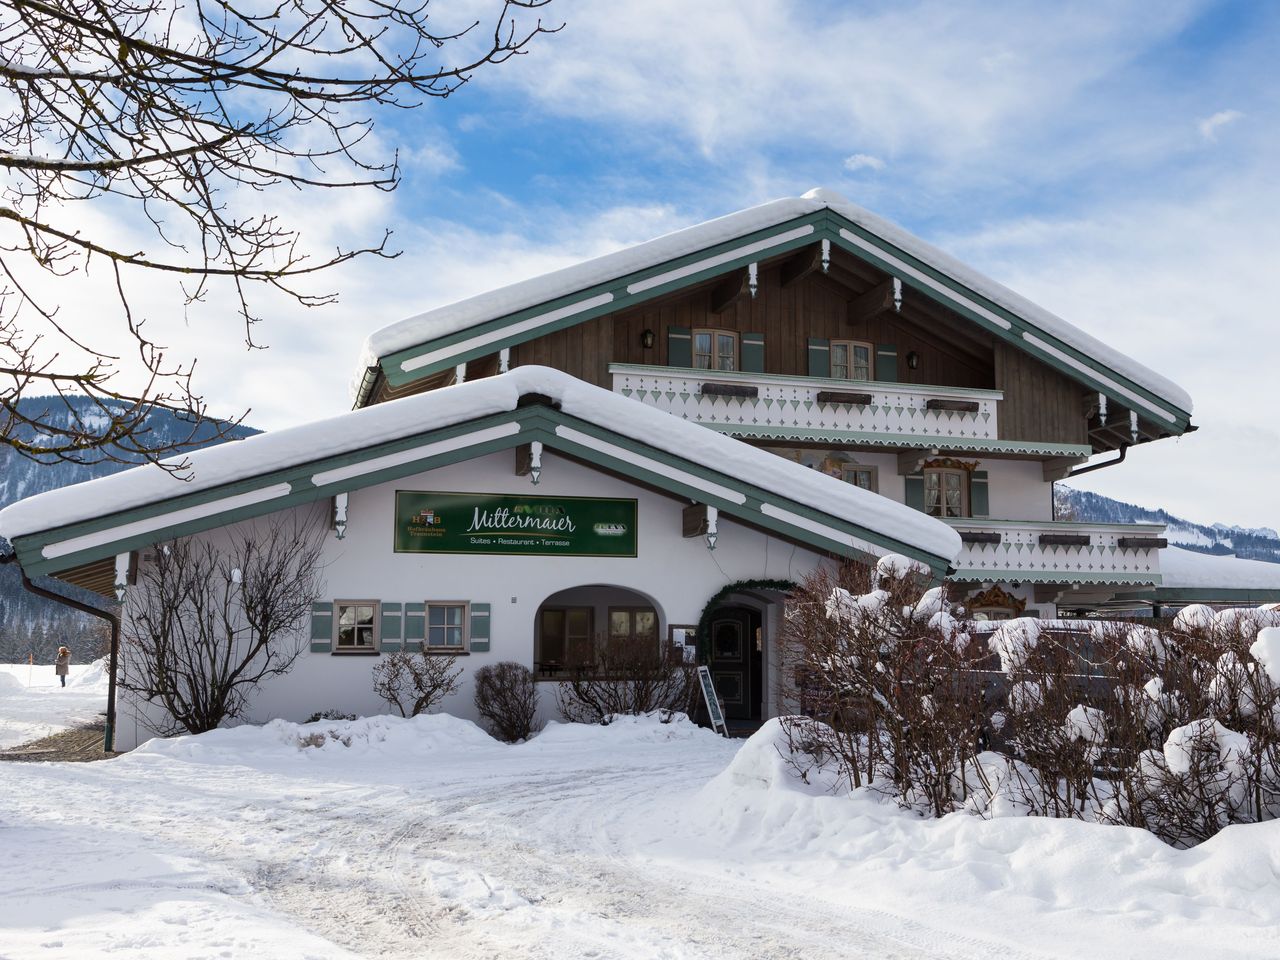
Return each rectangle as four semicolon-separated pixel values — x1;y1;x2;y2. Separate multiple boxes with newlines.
830;340;873;380
924;467;969;518
694;329;737;371
842;465;878;492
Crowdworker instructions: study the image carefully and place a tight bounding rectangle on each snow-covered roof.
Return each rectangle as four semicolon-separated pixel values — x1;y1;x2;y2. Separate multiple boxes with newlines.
1159;547;1280;591
354;188;1193;417
0;367;962;568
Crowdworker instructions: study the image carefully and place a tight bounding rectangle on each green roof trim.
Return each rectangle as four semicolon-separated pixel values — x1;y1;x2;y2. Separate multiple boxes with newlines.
704;423;1094;458
366;208;1193;432
9;402;954;580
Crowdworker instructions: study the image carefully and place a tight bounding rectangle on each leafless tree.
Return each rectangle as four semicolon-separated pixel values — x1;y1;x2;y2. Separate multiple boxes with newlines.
121;514;324;735
0;0;556;465
372;648;462;717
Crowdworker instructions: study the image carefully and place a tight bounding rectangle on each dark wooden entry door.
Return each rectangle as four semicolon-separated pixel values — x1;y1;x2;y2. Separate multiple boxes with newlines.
708;606;763;722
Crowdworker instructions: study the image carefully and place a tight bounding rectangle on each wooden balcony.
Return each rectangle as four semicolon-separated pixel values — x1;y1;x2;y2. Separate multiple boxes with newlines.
945;519;1166;585
610;363;1006;448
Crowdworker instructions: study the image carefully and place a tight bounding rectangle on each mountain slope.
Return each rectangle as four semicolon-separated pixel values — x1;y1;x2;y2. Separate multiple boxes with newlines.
1055;486;1280;564
1;398;257;662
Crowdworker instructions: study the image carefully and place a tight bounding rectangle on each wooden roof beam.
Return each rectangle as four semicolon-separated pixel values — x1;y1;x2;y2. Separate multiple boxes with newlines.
709;268;752;314
779;244;824;289
849;278;900;325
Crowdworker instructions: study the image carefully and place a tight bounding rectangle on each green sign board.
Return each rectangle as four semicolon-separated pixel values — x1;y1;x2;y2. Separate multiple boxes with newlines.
394;491;638;557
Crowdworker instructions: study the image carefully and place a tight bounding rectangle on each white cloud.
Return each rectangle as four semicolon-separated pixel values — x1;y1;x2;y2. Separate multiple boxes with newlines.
1198;109;1243;141
843;153;886;173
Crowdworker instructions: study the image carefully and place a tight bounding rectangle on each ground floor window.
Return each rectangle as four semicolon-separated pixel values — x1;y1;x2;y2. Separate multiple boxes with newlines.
537;606;593;676
608;607;658;645
336;601;378;652
427;601;468;650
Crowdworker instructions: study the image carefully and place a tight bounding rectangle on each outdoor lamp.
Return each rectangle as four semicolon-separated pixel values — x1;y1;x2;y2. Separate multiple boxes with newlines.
641;328;656;349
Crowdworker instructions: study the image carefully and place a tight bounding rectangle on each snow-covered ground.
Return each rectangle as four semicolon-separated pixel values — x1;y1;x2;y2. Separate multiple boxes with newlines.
0;659;109;749
3;710;1279;960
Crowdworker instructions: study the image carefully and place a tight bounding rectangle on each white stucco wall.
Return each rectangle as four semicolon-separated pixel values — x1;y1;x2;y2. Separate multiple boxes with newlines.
115;448;836;749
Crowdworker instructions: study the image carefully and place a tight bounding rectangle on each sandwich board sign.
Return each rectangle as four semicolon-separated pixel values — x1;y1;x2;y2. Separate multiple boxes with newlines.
697;665;728;737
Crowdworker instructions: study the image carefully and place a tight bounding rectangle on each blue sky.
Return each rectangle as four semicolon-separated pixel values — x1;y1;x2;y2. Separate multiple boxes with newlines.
34;0;1280;528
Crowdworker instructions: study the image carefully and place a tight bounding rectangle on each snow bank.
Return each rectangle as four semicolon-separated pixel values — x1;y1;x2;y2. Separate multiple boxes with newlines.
0;671;23;693
529;711;710;747
68;657;110;689
129;713;499;765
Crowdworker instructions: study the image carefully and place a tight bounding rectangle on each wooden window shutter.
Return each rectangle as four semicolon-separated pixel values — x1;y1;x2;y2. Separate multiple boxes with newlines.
470;603;491;653
740;333;765;373
875;344;898;381
667;326;692;367
309;602;334;653
404;602;425;652
970;471;990;518
904;474;926;512
380;602;403;652
807;338;830;378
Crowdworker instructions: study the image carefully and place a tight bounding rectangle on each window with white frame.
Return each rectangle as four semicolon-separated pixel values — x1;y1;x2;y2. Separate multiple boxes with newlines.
842;464;878;492
924;467;969;518
336;601;379;652
427;601;468;651
830;340;873;380
693;329;738;371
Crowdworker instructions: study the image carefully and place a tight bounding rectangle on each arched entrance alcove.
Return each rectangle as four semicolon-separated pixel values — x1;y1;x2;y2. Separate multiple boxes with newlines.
533;584;665;680
704;588;790;726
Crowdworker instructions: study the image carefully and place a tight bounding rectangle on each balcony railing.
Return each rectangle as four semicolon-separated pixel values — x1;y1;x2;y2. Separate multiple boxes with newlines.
945;519;1167;585
610;363;1002;444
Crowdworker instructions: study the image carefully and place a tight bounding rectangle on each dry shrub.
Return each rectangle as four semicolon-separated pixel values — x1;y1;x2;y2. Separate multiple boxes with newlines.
781;563;1280;846
556;632;697;724
474;662;541;742
372;651;463;718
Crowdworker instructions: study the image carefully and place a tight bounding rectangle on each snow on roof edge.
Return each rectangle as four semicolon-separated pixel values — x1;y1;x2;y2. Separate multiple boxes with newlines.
0;367;962;566
352;189;1193;416
1159;546;1280;591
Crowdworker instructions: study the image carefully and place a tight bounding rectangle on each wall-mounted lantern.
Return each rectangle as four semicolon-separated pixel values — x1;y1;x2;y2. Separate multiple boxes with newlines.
640;328;656;349
906;350;920;371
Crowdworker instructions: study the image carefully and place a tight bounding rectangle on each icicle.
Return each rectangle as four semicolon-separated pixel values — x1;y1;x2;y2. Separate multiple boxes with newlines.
499;348;510;373
1097;392;1108;421
748;262;759;299
454;363;467;384
821;238;831;273
1130;410;1139;443
705;505;719;551
530;441;543;485
893;277;903;312
333;492;349;540
113;552;130;603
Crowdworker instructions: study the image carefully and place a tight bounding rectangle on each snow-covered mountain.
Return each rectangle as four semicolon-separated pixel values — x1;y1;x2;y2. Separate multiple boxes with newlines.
0;397;256;661
1055;486;1280;564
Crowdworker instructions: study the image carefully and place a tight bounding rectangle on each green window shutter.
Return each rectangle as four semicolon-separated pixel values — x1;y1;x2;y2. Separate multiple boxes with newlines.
404;602;425;652
470;602;491;653
740;333;765;373
875;344;898;382
380;602;403;653
904;474;926;512
667;326;692;367
807;338;830;378
970;470;990;518
310;602;333;653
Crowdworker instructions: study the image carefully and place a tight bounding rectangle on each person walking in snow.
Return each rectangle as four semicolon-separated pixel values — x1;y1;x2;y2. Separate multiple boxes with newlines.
55;646;71;688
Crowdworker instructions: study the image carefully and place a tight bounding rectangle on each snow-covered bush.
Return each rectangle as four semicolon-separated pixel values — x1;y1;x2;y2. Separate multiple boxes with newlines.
473;661;541;742
779;561;1280;846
